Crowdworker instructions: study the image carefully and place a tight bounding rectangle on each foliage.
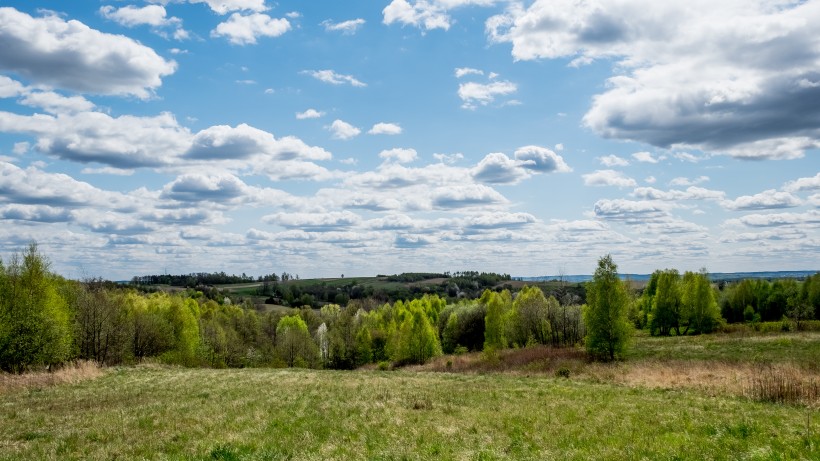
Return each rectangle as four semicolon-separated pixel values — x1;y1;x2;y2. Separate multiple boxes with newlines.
583;255;632;361
0;244;72;372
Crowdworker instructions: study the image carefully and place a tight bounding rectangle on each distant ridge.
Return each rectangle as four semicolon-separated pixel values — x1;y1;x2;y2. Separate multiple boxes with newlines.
517;270;819;284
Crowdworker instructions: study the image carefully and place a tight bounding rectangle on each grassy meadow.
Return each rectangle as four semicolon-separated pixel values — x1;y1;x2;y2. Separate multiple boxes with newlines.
1;330;819;460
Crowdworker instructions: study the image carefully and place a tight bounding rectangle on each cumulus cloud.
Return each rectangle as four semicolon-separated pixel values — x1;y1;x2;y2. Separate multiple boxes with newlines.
185;123;330;161
582;170;637;188
783;172;820;193
471;152;528;184
0;161;132;209
368;122;402;135
263;211;362;230
487;0;820;159
593;199;671;223
328;119;361;140
383;0;497;31
321;18;365;34
669;176;709;187
0;8;176;98
379;148;417;164
0;110;191;168
161;173;247;203
632;186;725;202
190;0;267;15
99;4;185;39
631;151;659;164
726;210;820;228
458;80;517;109
430;184;506;209
722;189;802;211
455;67;484;78
296;109;325;119
514;145;571;173
472;146;571;184
433;152;464;164
18;91;95;115
598;154;629;167
302;69;366;87
211;13;291;45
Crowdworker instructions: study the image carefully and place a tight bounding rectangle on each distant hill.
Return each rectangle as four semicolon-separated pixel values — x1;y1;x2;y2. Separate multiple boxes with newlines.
518;270;819;284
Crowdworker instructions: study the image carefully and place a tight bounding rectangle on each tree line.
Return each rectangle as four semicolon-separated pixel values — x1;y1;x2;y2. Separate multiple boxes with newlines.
2;245;817;373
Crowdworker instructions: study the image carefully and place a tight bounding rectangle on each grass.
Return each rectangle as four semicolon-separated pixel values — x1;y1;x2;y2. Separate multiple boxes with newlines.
627;330;820;368
1;364;818;460
2;331;820;460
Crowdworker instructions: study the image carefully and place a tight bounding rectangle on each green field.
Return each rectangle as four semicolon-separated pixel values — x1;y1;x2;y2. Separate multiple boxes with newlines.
2;331;819;460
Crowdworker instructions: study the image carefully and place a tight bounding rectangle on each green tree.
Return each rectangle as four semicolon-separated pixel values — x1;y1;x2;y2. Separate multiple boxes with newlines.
0;244;73;372
483;289;511;350
442;312;459;354
392;308;441;365
507;286;551;346
276;315;317;367
649;270;681;336
583;255;632;362
680;270;722;334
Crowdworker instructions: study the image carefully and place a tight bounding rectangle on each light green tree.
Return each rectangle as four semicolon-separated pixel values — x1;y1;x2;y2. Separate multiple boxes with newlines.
681;270;722;334
0;244;72;372
276;314;317;367
583;254;632;362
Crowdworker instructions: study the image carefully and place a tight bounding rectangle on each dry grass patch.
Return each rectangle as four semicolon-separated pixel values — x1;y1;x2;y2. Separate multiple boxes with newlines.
0;361;103;393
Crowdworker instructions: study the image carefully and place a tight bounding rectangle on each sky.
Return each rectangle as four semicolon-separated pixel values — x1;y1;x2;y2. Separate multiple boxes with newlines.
0;0;818;280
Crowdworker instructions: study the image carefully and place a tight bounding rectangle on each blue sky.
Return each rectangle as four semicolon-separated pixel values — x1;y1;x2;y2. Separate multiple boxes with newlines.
0;0;818;280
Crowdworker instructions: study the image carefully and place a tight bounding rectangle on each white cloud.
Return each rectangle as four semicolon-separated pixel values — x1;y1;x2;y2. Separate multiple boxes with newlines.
211;13;291;45
296;109;325;120
18;91;95;114
514;145;571;173
723;189;802;211
783;172;820;193
488;0;820;160
0;110;192;168
186;123;331;161
458;80;517;109
263;211;362;230
379;148;418;164
190;0;267;15
0;8;176;98
100;5;179;28
302;69;366;87
0;75;24;98
81;167;134;176
669;176;709;187
597;154;629;167
645;176;657;184
593;199;671;224
726;210;820;228
12;142;29;155
631;151;659;164
433;152;464;164
632;186;725;202
321;18;365;34
471;152;529;184
368;122;402;135
383;0;497;31
455;67;483;78
328;119;361;140
582;170;637;188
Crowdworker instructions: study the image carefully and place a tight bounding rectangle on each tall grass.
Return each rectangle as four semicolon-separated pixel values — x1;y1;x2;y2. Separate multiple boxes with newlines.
745;364;819;406
0;361;102;393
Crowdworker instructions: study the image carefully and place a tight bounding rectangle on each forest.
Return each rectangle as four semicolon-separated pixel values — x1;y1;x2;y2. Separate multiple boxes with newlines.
1;244;818;373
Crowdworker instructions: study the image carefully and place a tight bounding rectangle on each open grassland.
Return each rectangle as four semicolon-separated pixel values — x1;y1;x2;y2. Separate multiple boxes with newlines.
2;331;819;460
1;364;818;460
